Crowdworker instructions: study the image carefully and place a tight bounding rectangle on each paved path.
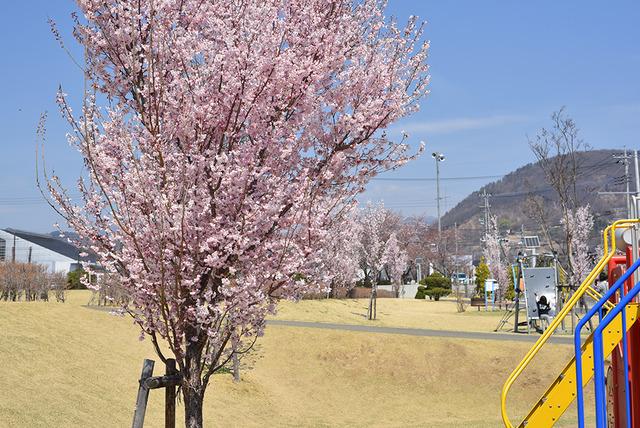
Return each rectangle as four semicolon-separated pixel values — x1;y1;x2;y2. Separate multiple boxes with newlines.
267;319;576;344
84;305;576;344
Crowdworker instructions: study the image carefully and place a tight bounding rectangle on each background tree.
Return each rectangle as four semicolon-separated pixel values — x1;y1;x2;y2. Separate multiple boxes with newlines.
421;272;451;301
395;215;431;282
382;233;408;297
316;209;361;298
43;1;429;425
424;228;457;281
474;258;490;297
0;263;59;302
483;215;510;302
563;205;594;286
355;202;388;320
527;107;590;284
66;268;89;290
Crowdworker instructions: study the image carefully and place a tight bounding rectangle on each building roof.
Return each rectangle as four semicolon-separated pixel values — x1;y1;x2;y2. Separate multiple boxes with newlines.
3;228;97;263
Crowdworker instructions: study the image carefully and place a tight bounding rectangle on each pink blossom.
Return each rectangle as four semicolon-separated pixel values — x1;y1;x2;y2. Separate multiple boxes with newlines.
563;205;594;286
483;215;509;300
43;1;430;424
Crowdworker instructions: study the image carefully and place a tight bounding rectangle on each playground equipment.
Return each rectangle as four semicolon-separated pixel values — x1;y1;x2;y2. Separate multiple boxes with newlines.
500;219;640;427
495;253;561;334
522;266;557;331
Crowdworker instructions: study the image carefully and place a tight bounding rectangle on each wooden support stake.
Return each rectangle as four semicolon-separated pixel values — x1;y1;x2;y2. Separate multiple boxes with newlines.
165;359;177;428
145;373;182;390
132;359;155;428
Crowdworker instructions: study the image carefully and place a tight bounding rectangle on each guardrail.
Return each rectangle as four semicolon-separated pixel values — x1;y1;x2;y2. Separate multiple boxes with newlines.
501;220;640;427
592;267;640;426
574;257;640;427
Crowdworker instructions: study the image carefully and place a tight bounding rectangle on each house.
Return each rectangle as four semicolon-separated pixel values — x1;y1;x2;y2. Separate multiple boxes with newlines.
0;228;95;274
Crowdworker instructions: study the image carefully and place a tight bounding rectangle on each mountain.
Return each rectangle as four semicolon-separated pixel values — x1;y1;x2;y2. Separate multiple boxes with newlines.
442;149;632;255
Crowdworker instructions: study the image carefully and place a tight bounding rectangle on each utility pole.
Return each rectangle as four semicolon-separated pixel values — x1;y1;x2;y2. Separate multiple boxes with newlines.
432;152;445;238
614;148;632;217
635;150;640;197
479;190;491;243
454;222;459;254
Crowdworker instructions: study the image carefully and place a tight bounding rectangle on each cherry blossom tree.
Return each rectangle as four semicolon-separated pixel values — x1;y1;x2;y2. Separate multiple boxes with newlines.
564;205;594;286
42;1;429;425
483;215;509;301
397;215;431;279
355;202;388;320
315;208;361;297
382;232;408;297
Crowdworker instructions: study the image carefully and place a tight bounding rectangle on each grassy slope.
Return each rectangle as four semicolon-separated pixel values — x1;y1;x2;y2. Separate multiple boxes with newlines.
0;292;592;427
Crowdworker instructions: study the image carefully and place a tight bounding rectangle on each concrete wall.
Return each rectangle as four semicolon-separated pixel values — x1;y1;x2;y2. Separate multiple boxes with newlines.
0;230;77;274
377;283;420;299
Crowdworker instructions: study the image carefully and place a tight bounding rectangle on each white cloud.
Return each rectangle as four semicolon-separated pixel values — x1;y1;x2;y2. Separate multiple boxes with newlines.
393;114;530;135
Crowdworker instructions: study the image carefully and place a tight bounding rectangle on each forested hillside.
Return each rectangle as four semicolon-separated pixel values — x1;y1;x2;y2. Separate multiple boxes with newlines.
442;149;631;254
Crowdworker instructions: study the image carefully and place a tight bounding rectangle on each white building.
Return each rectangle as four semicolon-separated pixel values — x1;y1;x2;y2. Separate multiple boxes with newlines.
0;229;93;274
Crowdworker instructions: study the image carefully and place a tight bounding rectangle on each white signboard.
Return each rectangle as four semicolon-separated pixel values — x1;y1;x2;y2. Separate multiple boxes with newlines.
484;279;497;292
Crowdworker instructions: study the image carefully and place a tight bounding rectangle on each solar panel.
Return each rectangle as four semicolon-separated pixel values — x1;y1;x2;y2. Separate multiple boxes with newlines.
523;236;540;248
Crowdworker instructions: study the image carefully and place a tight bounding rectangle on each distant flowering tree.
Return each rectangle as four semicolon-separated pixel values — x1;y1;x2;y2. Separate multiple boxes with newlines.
355;202;388;320
483;216;509;301
316;209;361;297
382;232;408;297
41;1;429;426
564;205;594;286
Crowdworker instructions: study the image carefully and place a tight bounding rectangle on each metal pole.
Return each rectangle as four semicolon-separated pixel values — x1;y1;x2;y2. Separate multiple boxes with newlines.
625;147;631;217
512;264;520;333
484;193;488;237
634;150;640;196
633;196;639;288
480;190;491;242
484;192;488;237
635;151;640;288
614;148;632;217
454;222;458;253
435;157;441;237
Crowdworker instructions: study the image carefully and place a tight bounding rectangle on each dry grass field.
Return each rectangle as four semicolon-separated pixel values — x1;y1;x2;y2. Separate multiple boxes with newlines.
272;297;507;332
0;291;593;427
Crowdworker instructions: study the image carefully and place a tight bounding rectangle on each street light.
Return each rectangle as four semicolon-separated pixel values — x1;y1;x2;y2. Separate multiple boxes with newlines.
432;152;445;237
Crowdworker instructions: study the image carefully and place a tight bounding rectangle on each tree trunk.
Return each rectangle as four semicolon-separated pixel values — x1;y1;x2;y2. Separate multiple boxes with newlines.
184;340;205;428
232;352;240;383
373;287;377;319
183;385;204;428
368;284;377;320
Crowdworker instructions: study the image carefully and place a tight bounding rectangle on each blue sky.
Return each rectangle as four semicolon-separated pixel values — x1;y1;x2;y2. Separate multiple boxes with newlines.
1;1;639;232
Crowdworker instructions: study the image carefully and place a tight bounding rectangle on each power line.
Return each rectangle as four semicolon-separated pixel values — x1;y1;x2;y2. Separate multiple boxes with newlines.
372;174;504;182
0;194;82;206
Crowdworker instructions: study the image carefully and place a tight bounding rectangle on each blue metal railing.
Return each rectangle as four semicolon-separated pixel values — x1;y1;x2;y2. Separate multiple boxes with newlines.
574;257;640;427
590;262;640;427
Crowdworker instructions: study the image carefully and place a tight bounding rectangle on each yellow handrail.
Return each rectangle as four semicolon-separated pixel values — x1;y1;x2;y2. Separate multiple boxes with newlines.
584;287;615;311
500;219;640;427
